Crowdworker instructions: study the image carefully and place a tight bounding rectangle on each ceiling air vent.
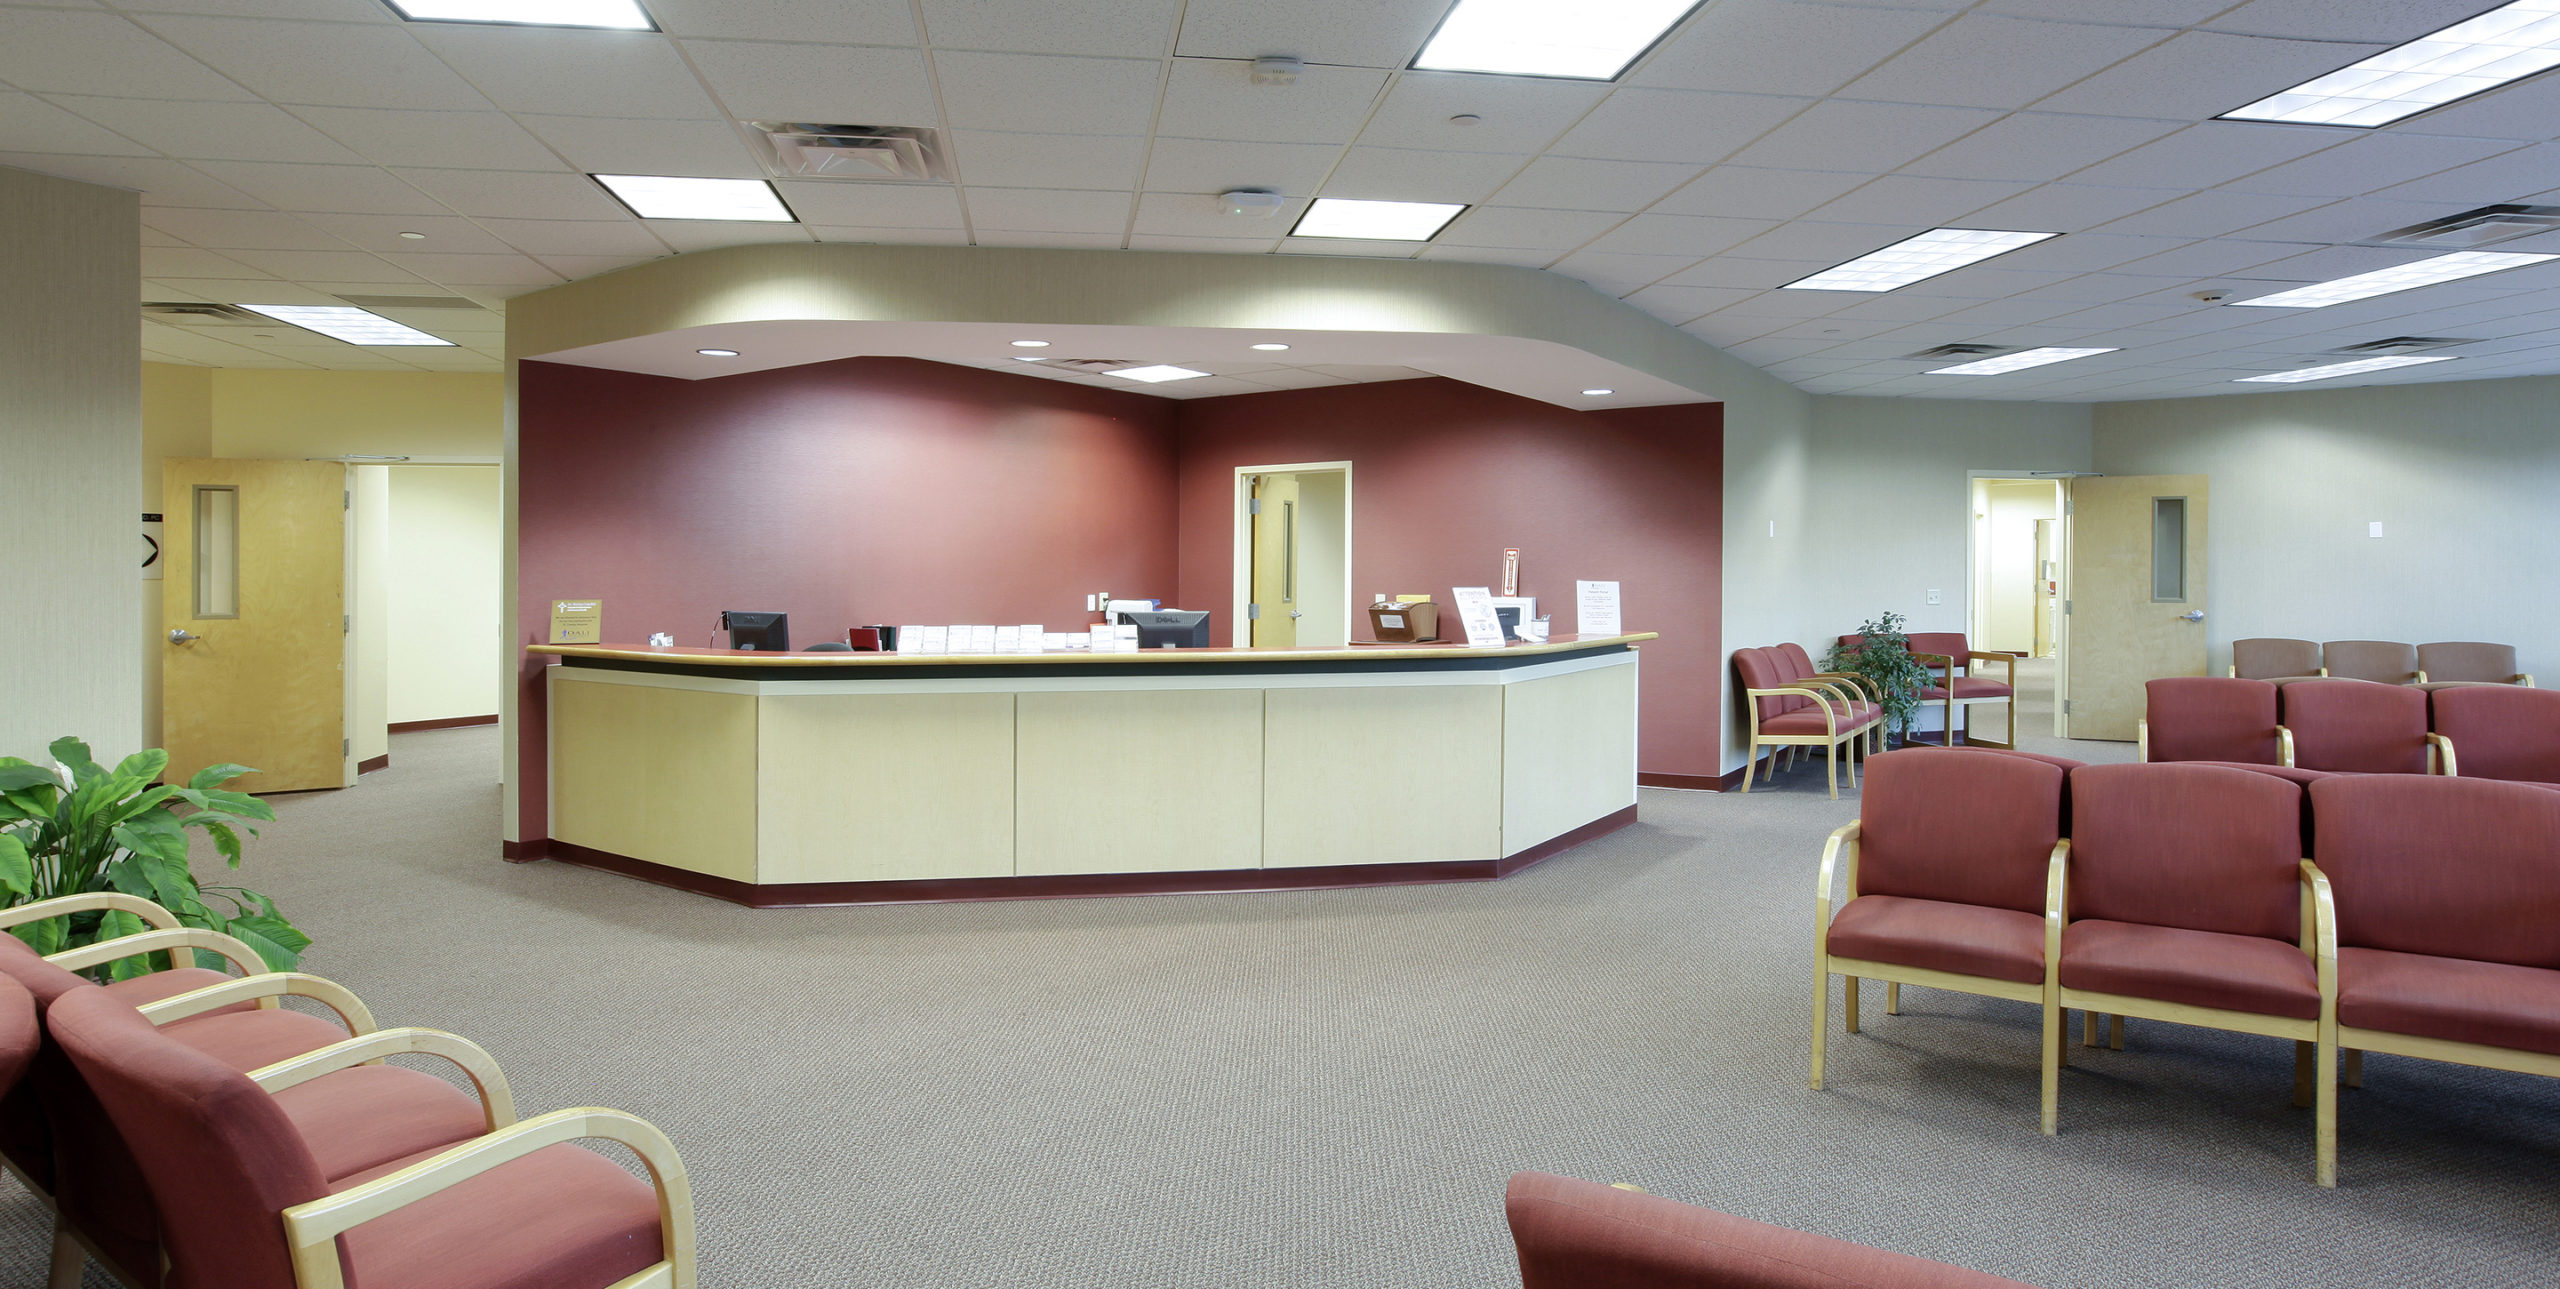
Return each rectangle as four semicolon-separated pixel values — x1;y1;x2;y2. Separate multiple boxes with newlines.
335;294;484;311
142;302;267;326
2369;205;2560;249
2326;336;2475;356
1902;343;2008;361
751;122;947;182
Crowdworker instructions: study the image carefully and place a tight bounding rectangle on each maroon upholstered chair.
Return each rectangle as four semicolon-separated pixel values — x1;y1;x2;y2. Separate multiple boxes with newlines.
1736;647;1880;798
49;984;695;1289
0;974;33;1101
1840;631;2018;748
2054;764;2335;1184
2429;685;2560;783
2230;638;2326;683
1506;1171;2042;1289
1813;749;2069;1128
2416;641;2532;691
2306;776;2560;1183
2321;640;2422;685
2279;679;2449;775
2139;677;2289;765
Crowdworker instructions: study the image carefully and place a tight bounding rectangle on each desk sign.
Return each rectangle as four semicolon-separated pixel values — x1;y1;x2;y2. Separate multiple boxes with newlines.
1450;586;1508;649
549;599;603;644
1576;580;1621;638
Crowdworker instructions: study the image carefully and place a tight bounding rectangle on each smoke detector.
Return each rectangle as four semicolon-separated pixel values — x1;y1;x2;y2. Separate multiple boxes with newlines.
750;122;947;182
1251;56;1303;86
2370;204;2560;249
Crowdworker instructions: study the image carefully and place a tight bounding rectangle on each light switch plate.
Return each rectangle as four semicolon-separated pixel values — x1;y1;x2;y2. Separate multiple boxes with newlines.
2368;521;2384;538
1926;588;1942;605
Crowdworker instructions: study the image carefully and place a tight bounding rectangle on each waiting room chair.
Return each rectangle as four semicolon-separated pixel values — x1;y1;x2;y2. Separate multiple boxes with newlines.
2139;677;2291;766
2416;641;2533;691
2279;679;2452;775
2230;638;2326;683
2428;685;2560;783
1735;647;1880;798
1906;632;2019;749
2321;640;2424;685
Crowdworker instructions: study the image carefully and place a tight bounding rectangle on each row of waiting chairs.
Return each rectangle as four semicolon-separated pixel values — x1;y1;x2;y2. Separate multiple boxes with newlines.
2232;638;2533;689
1813;748;2560;1188
1731;644;1883;797
2143;675;2560;781
0;893;693;1289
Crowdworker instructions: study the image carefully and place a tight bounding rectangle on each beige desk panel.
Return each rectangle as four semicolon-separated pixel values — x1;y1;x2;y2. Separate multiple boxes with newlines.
1503;659;1638;852
755;693;1016;884
1263;686;1503;867
549;673;759;882
1015;688;1263;875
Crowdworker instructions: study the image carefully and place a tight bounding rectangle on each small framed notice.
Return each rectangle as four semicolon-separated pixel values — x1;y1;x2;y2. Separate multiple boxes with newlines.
1450;586;1509;649
1576;581;1622;638
549;599;602;644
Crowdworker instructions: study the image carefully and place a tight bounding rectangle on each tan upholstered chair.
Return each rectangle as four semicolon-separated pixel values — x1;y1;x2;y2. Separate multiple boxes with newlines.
2321;640;2423;685
2416;641;2533;691
2230;637;2326;682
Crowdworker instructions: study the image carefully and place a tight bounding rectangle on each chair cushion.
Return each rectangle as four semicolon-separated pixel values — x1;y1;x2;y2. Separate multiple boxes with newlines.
158;1007;352;1073
332;1142;665;1289
2281;679;2429;774
2322;640;2420;684
2336;948;2560;1056
2418;641;2519;685
2060;920;2319;1020
1827;896;2045;986
2430;686;2560;784
1761;707;1875;737
2069;764;2305;940
2309;776;2560;967
2144;677;2282;764
102;967;252;1013
273;1065;492;1184
1857;749;2063;914
1921;677;2013;701
2232;638;2322;681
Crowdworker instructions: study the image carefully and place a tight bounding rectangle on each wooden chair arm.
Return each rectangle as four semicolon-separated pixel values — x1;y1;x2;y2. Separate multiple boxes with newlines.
1747;687;1844;731
2299;861;2338;968
47;927;265;978
2043;841;2071;968
2519;674;2536;688
2277;726;2296;769
1910;651;1955;678
2137;718;2150;763
0;893;181;933
1798;678;1863;711
138;972;377;1035
2426;733;2457;777
1814;822;1861;924
2411;670;2430;685
1805;671;1881;702
281;1107;696;1289
249;1028;516;1131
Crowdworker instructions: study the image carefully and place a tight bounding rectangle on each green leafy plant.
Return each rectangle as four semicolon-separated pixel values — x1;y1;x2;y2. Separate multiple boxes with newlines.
0;737;308;979
1823;612;1935;743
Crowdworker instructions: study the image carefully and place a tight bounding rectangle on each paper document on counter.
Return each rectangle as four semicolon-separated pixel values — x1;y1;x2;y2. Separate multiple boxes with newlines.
1576;580;1621;638
1450;586;1507;649
916;626;949;654
897;625;925;654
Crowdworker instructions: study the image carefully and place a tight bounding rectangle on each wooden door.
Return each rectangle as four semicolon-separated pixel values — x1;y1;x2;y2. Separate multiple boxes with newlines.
2062;475;2208;741
161;459;350;792
1249;473;1301;648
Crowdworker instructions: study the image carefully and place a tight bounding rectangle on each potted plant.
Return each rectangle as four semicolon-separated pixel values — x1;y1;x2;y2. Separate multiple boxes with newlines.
1823;613;1934;746
0;737;308;979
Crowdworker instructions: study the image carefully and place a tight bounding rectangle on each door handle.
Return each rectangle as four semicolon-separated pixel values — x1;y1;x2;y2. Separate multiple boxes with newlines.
2179;611;2205;622
169;628;202;645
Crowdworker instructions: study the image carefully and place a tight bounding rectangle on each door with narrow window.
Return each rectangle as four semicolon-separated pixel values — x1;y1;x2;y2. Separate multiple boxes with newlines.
1249;472;1301;648
2061;475;2208;742
161;459;352;792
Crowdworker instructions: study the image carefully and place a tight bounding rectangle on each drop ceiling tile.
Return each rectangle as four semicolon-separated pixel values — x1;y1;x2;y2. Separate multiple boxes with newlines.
948;130;1148;191
134;15;490;110
1973;0;2233;26
1994;232;2191;272
975;229;1127;249
0;92;157;156
1759;316;1913;341
1719;219;1910;262
1174;0;1444;68
154;276;342;305
643;0;917;43
1886;266;2086;300
0;9;259;101
2202;0;2510;42
2230;195;2474;243
772;181;964;228
409;26;722;120
1321;147;1527;204
934;51;1164;136
641;221;815;252
1415;243;1557;268
679;41;940;125
48;96;364;164
140;227;189;248
1633;2;1951;98
964;186;1132;234
1836;15;2172;110
1723;100;2003;173
1221;368;1352;390
1962;183;2183;232
2372;142;2560;206
285;106;564;171
1435;205;1623;250
1357;73;1609;154
393;167;626;220
1156;59;1385;145
142;205;344;251
2028;31;2388;120
1660;257;1834;289
1825;293;1975;321
0;153;264;207
221;247;414;280
471;217;663;256
1901;112;2184;183
1912;297;2090;327
2108;237;2322;278
920;0;1180;56
186;160;438;214
1800;175;2035;227
1490;157;1698;212
1546;89;1808;165
1583;213;1777;258
2091;190;2327;239
2220;133;2522;199
1126;233;1284;253
2388;68;2560;140
2065;122;2349;191
806;226;973;245
1651;166;1871;220
1275;237;1422;258
2240;243;2509;283
1545;250;1694;293
1620;283;1761;321
141;246;271;278
515;115;763;179
1144;138;1340;197
1680;313;1781;346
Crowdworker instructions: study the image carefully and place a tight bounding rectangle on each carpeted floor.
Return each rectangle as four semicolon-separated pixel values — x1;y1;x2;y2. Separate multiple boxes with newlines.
7;675;2554;1287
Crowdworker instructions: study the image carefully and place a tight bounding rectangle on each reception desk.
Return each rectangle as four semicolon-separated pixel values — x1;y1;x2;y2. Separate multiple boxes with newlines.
528;634;1651;906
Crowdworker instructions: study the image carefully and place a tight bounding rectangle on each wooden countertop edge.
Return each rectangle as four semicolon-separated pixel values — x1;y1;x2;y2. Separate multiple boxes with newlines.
528;633;1658;667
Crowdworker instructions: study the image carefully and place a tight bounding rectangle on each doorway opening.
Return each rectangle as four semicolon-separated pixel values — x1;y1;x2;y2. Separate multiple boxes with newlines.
1231;462;1352;649
1967;474;2066;741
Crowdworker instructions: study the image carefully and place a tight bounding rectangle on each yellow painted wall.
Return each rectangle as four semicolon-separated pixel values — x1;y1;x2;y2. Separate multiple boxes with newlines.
388;466;503;723
141;363;215;745
209;370;501;460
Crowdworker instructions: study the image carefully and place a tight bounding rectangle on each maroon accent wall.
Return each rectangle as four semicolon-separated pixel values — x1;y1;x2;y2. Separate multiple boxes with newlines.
515;356;1181;840
1173;378;1723;780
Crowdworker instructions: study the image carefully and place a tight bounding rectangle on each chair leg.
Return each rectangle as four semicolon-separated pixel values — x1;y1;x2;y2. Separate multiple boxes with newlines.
2008;693;2018;748
2108;1014;2125;1050
2082;1010;2098;1047
1741;738;1757;792
2316;1039;2339;1188
1885;981;1900;1015
1844;976;1861;1033
1811;965;1830;1090
2041;1000;2061;1136
2344;1049;2363;1088
48;1222;82;1289
1825;743;1839;799
2293;1041;2316;1108
1844;737;1859;789
2058;1012;2070;1067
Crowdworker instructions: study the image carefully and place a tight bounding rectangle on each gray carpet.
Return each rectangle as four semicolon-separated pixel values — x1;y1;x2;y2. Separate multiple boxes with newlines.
6;682;2555;1287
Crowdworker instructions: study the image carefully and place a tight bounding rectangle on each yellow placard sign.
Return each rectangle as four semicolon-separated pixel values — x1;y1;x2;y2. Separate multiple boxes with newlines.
549;599;603;644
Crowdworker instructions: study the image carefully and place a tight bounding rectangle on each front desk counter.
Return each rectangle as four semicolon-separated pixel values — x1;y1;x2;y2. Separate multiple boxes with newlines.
529;633;1654;907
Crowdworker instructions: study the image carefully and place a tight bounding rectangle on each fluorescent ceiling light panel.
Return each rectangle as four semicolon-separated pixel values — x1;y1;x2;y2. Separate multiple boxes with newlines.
2221;0;2560;128
237;304;454;347
386;0;653;29
1414;0;1703;80
1106;365;1210;383
2236;355;2455;383
593;175;794;222
1925;347;2117;376
1289;198;1466;241
1782;229;2057;293
2227;251;2557;308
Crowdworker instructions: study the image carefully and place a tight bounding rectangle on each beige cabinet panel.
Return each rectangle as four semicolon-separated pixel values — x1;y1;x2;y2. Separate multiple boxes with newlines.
549;674;758;882
756;693;1016;884
1016;688;1262;875
1503;661;1638;853
1264;685;1502;866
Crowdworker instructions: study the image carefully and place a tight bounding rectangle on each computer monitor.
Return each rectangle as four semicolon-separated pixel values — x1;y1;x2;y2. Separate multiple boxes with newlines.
1119;609;1210;649
722;610;789;651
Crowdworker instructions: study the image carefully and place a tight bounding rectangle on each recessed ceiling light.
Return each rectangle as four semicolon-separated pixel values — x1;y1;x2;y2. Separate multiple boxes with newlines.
593;174;795;223
1106;365;1211;383
1414;0;1704;81
1290;197;1467;241
1250;342;1291;351
2226;251;2557;308
385;0;653;30
1014;356;1047;363
1926;347;2118;376
2220;1;2560;128
1010;339;1049;348
1582;388;1615;396
697;348;740;357
1783;229;2059;293
237;304;454;347
2236;355;2456;383
397;230;427;240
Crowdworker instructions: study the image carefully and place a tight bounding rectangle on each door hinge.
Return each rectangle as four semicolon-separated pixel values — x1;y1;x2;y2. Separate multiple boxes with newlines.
344;490;352;510
2062;699;2074;715
342;738;351;756
1246;603;1261;620
2062;599;2073;615
1248;498;1262;515
343;614;351;634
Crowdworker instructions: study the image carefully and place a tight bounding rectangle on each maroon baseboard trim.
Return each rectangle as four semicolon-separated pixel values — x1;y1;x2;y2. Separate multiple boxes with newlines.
1637;772;1722;791
390;714;500;733
537;804;1640;909
501;838;549;863
356;754;390;775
